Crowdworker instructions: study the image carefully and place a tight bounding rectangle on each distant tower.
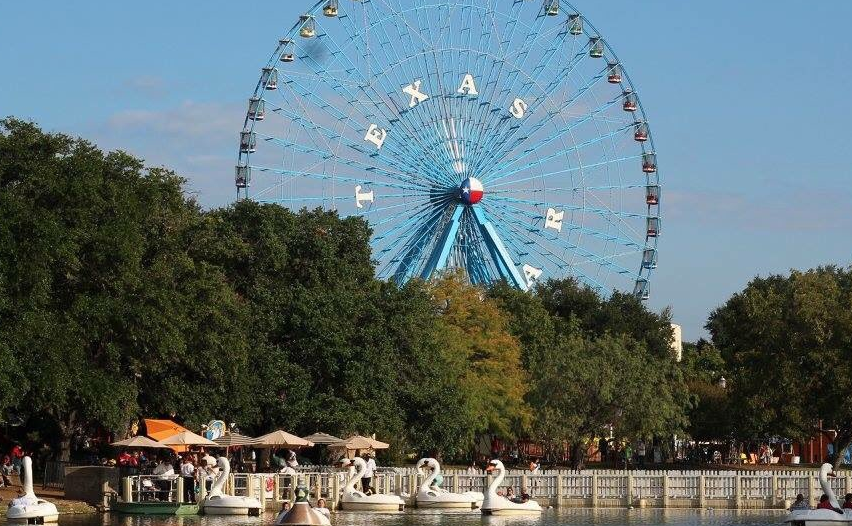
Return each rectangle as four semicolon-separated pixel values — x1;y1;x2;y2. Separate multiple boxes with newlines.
670;323;683;362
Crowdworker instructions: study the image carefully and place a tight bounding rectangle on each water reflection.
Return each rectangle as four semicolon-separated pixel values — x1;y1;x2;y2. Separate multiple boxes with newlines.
54;508;785;526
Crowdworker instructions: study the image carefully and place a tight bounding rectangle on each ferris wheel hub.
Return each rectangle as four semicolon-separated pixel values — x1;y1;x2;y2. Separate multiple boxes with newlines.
460;177;484;205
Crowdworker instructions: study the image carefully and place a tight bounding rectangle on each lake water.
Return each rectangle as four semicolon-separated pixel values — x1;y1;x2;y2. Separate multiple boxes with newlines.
56;509;786;526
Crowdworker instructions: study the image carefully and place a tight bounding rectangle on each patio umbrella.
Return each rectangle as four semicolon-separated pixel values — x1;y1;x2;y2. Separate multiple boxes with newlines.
110;436;168;449
301;432;341;445
252;430;314;448
213;432;256;448
332;435;390;451
159;430;218;447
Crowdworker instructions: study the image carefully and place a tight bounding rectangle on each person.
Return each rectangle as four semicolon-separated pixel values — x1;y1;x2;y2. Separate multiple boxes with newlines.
153;457;175;501
286;449;299;469
10;444;23;476
817;494;834;510
790;494;809;511
599;438;609;464
637;440;647;469
315;498;331;518
180;456;196;503
843;494;852;510
195;461;210;495
529;458;540;473
0;456;13;487
506;487;516;502
362;452;376;494
9;489;36;508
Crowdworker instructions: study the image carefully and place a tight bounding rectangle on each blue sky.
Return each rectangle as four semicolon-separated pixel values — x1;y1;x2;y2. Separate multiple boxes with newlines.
2;1;851;340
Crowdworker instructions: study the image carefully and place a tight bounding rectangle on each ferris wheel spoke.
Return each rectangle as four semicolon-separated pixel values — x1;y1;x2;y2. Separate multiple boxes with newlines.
489;155;641;189
480;203;609;293
257;132;433;188
372;196;453;241
482;204;639;286
484;115;630;184
486;198;643;251
283;42;447;185
462;7;556;172
271;77;447;186
473;62;611;178
465;13;588;171
488;184;646;196
375;201;455;277
386;204;460;283
331;4;464;179
488;194;647;221
250;165;428;192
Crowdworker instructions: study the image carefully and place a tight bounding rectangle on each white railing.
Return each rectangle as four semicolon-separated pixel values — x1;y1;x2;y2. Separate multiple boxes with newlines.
127;467;846;509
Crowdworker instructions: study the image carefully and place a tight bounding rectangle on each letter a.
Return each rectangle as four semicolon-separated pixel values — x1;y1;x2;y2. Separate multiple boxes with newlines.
457;74;479;96
510;97;528;119
364;124;387;149
403;80;429;108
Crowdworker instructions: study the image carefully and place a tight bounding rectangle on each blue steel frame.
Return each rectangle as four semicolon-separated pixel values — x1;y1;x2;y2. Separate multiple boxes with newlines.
236;0;661;299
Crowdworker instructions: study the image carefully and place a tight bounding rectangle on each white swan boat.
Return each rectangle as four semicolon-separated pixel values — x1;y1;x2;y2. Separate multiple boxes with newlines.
199;457;262;516
7;456;59;524
480;459;542;516
274;486;330;526
415;458;483;509
786;464;852;526
338;458;405;511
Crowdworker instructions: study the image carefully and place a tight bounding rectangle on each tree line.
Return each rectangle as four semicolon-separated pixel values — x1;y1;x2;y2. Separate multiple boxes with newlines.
1;119;848;467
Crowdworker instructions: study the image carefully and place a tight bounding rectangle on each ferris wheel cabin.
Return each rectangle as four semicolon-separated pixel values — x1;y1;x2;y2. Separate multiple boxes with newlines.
607;63;623;84
323;0;339;17
299;15;316;38
248;97;265;121
646;185;660;206
623;90;638;112
568;14;583;36
589;37;605;58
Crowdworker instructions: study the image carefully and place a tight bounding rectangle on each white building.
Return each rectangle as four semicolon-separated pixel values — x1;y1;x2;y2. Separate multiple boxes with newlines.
670;323;683;362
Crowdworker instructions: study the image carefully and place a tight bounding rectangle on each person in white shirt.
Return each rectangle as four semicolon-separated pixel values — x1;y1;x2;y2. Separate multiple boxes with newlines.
315;498;331;517
361;452;376;494
179;457;196;503
153;458;175;501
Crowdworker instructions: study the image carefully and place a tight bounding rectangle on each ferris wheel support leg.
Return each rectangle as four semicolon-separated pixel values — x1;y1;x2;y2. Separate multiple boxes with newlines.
471;207;528;291
419;205;464;280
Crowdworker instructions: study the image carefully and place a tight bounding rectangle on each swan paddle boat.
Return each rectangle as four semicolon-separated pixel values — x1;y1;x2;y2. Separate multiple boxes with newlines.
786;464;852;526
415;458;483;509
7;456;59;524
274;486;330;526
338;458;405;512
199;457;262;516
480;459;542;516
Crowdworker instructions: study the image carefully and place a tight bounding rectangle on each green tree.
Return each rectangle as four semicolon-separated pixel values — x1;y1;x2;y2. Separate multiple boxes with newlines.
494;278;689;467
707;266;852;465
681;340;730;440
428;272;531;440
0;119;252;457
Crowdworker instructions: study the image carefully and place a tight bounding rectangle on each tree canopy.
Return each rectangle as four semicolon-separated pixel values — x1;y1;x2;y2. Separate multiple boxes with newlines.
707;266;852;464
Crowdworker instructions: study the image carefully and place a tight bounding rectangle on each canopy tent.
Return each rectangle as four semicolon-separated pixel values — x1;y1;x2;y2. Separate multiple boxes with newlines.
252;430;314;448
144;419;191;452
213;432;256;448
110;436;168;449
301;432;341;445
159;430;218;447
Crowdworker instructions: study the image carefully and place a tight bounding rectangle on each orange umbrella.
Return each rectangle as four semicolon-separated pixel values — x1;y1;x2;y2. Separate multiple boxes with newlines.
144;419;190;452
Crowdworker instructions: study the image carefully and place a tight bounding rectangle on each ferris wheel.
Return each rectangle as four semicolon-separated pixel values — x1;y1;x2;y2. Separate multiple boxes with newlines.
236;0;661;298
